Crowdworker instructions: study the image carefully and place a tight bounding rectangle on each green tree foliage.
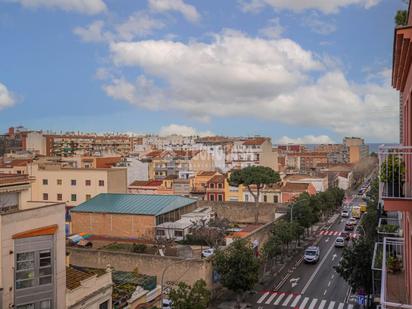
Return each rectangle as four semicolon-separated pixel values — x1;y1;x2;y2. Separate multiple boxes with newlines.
262;234;282;269
335;238;374;294
395;10;408;26
168;279;211;309
229;166;281;223
212;239;259;306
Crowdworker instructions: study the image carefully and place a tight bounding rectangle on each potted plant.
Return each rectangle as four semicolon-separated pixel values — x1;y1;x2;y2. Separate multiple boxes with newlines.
380;155;405;197
387;255;402;273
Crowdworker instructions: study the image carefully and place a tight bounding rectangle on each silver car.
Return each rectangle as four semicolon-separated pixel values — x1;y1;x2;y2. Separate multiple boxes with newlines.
304;246;320;263
335;237;345;248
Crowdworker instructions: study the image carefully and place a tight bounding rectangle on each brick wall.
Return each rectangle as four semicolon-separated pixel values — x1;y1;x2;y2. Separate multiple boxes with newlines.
68;247;213;288
198;200;287;223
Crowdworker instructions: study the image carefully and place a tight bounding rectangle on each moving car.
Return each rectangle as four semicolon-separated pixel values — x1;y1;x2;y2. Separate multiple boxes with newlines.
341;210;350;218
201;248;215;258
340;231;350;240
335;237;345;248
345;222;355;231
349;217;357;225
304;246;320;263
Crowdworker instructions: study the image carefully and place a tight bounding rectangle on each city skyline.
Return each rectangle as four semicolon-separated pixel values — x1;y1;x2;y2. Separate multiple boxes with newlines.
0;0;404;144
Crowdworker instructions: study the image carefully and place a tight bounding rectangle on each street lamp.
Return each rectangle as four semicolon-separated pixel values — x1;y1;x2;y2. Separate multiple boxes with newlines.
290;198;309;223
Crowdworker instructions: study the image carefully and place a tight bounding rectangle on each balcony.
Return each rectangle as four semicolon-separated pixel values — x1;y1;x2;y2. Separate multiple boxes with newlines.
379;237;412;308
377;212;403;238
379;145;412;211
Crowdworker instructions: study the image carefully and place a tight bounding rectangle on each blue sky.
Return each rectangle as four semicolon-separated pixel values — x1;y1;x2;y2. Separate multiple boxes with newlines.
0;0;406;143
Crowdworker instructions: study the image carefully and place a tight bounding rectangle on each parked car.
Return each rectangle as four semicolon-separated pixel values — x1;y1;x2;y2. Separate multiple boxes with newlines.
340;231;350;241
335;237;345;248
163;299;172;308
341;210;349;218
304;246;320;263
349;217;357;225
201;248;215;258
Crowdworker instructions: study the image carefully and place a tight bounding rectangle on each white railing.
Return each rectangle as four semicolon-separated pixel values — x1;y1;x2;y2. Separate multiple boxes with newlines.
380;237;412;308
379;145;412;199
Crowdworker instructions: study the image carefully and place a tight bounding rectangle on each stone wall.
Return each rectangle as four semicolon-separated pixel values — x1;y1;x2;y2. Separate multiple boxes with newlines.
198;200;287;223
68;247;213;289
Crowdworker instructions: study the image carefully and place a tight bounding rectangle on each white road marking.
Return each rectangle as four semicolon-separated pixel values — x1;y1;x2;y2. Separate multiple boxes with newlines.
318;299;327;309
282;294;293;306
290;295;301;307
331;274;335;279
257;292;269;304
265;292;277;304
327;301;335;309
299;297;310;309
337;303;344;309
308;298;318;309
323;290;327;296
301;241;336;294
328;281;331;287
273;293;285;305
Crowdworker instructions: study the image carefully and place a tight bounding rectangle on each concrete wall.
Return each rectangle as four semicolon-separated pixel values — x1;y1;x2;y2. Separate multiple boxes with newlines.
68;248;214;289
107;168;127;194
198;200;287;223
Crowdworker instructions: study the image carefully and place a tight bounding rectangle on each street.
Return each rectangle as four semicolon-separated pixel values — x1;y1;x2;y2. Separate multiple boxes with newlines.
245;197;364;309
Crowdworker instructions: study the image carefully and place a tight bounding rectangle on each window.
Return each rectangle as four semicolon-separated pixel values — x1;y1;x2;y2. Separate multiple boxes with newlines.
99;301;109;309
99;180;104;186
273;196;278;203
263;195;267;203
210;194;215;201
71;179;76;186
218;194;223;201
39;250;52;285
218;183;223;189
16;252;35;289
57;194;62;201
174;230;183;237
71;194;77;202
85;179;91;186
86;194;91;200
42;179;48;185
156;230;165;236
57;179;62;185
40;300;52;309
43;193;48;201
210;183;215;188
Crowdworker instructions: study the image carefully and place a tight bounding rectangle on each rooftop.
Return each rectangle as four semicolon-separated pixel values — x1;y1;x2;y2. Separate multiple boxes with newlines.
281;182;310;192
0;173;30;186
66;267;97;290
71;193;196;216
243;137;268;145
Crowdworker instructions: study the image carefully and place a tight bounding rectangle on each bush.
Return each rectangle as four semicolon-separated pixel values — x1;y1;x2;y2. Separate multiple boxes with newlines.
132;243;147;253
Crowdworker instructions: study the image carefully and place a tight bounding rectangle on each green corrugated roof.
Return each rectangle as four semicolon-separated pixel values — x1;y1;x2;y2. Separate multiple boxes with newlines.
71;193;196;216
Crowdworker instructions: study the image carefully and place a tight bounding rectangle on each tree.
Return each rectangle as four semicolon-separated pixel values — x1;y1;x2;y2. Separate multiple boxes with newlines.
335;238;374;295
213;239;259;308
229;166;280;223
168;279;211;309
262;235;282;272
396;9;408;26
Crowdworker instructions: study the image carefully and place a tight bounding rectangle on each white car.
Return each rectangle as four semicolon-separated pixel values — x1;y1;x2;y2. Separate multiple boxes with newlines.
341;210;349;218
335;237;345;248
349;217;357;225
201;248;215;258
163;299;172;308
304;246;320;263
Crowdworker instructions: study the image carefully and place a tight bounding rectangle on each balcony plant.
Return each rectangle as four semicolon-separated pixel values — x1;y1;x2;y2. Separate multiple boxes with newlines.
387;255;402;273
378;224;399;234
380;155;405;197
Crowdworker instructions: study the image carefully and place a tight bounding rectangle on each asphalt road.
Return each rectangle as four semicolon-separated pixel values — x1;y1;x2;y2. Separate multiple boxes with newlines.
246;197;364;309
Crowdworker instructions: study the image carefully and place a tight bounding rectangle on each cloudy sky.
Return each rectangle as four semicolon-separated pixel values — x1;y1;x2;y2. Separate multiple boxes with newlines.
0;0;405;143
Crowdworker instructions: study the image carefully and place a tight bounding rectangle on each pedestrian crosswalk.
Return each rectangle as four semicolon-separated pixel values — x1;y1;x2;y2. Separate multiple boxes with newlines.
318;230;358;238
256;292;354;309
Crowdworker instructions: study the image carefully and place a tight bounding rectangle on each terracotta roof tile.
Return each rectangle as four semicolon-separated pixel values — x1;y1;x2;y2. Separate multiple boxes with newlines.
281;182;310;192
66;267;94;290
243;137;267;145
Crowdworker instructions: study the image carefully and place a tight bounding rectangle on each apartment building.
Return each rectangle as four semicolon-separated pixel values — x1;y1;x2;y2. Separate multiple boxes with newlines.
0;174;66;308
314;144;348;164
206;174;226;201
0;127;25;155
376;4;412;307
230;137;278;170
29;163;127;207
343;137;369;163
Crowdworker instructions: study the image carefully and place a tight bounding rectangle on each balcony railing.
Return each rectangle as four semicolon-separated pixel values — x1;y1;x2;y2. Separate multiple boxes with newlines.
379;145;412;200
380;237;412;308
378;212;403;238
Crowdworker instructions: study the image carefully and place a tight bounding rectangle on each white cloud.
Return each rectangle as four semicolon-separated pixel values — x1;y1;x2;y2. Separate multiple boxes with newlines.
240;0;381;14
159;124;213;136
115;11;164;41
103;31;397;141
0;82;16;110
13;0;106;15
277;135;336;144
73;20;110;42
148;0;200;22
303;13;336;35
258;17;284;39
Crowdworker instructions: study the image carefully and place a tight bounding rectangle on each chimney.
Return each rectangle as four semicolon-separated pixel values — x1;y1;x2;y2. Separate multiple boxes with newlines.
8;127;15;136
